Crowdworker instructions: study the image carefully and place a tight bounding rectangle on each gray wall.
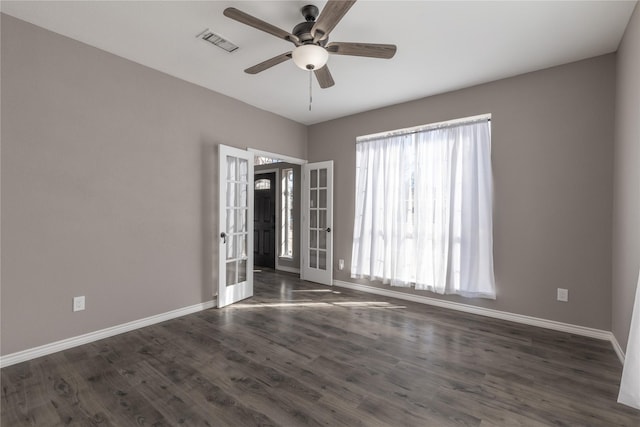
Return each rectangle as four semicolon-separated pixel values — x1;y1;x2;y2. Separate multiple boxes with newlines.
2;9;633;357
612;3;640;353
308;55;616;330
0;15;307;355
254;162;301;271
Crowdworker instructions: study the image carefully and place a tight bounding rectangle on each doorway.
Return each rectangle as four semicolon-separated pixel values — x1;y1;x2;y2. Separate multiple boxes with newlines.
254;172;276;269
249;149;334;285
252;151;303;276
216;146;332;310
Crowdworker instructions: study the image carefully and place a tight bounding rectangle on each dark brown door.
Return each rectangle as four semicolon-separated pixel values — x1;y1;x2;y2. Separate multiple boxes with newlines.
254;172;276;268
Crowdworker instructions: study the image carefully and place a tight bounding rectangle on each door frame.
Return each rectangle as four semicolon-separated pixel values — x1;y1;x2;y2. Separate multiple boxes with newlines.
248;148;307;167
248;148;307;275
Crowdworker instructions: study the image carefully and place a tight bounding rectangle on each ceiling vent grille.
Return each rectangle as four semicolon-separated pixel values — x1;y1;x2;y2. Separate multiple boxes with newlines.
197;29;238;53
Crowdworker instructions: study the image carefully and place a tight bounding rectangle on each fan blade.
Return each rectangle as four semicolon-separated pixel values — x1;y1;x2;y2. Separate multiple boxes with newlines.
314;66;335;89
326;42;397;59
224;8;300;45
311;0;357;43
245;52;292;74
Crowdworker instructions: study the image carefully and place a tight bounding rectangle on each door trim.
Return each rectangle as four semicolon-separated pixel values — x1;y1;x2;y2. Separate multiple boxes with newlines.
247;148;307;165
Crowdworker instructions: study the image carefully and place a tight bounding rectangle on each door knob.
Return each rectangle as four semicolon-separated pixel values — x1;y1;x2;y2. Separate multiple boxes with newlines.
326;227;331;233
220;232;227;243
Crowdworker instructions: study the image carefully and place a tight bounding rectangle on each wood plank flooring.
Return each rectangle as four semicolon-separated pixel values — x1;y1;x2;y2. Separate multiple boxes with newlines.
2;269;640;426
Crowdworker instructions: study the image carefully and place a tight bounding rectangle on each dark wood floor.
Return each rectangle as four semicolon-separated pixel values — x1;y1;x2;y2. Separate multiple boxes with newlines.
2;270;640;426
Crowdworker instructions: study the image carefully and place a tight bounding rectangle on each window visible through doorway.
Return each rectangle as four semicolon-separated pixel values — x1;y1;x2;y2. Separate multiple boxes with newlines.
255;179;271;190
280;168;294;258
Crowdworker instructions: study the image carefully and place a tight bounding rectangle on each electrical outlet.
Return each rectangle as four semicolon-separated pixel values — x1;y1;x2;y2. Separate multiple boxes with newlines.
73;296;85;312
338;259;345;270
557;288;569;302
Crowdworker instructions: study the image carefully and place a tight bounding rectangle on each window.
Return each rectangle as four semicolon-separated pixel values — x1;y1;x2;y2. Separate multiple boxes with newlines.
255;156;281;165
254;179;271;190
280;168;294;258
351;115;496;299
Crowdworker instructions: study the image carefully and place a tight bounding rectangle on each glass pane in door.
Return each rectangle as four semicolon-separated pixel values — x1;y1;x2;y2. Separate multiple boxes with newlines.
226;259;237;286
237;209;247;232
310;189;317;209
319;169;327;187
318;210;326;229
238;259;247;282
310;230;317;249
318;251;326;270
237;183;247;207
310;210;317;228
319;189;327;208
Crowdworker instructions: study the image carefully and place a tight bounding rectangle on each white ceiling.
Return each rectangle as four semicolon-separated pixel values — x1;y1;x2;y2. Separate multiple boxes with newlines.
1;1;636;125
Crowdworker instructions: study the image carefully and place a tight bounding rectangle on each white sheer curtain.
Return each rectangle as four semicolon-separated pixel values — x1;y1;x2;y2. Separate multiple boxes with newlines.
351;119;496;298
618;269;640;409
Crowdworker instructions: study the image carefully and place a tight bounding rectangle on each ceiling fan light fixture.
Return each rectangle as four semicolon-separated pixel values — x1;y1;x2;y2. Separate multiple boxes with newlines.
292;44;328;70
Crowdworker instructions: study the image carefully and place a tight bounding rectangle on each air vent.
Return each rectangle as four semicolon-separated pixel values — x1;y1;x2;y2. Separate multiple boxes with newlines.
197;28;238;53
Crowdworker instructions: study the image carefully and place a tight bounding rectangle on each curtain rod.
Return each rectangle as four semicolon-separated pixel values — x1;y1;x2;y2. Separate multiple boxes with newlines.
356;113;491;143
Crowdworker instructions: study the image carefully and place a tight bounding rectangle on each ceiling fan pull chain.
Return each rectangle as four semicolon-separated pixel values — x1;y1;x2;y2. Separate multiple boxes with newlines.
309;70;313;111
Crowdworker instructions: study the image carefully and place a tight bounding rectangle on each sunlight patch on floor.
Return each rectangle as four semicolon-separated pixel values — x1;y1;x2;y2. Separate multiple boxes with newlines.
228;302;332;309
333;301;407;309
289;289;342;294
226;300;406;309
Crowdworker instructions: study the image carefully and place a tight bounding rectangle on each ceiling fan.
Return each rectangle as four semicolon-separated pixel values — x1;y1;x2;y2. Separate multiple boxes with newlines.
223;1;397;89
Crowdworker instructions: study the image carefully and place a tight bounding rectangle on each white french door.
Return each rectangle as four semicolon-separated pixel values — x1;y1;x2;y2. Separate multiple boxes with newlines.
301;161;333;285
218;144;254;308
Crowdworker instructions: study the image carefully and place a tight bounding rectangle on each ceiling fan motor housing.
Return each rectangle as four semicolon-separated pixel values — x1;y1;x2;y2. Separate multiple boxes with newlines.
292;21;327;46
301;5;319;21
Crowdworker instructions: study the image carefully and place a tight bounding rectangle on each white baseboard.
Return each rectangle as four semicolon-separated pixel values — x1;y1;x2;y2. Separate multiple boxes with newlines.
0;300;216;369
276;265;300;274
610;334;626;364
333;279;624;362
2;281;627;368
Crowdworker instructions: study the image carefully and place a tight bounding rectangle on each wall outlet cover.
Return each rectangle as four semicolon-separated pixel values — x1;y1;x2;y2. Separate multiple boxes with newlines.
557;288;569;302
73;296;85;312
